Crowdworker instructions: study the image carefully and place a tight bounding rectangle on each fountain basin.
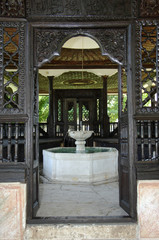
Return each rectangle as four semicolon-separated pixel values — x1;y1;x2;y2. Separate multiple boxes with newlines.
43;147;118;184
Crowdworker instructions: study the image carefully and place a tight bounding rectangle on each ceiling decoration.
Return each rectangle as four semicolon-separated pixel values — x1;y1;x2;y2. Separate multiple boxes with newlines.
38;71;127;93
53;71;102;89
43;48;117;69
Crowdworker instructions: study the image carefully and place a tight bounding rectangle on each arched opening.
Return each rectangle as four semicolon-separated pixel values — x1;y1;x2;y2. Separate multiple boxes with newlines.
35;35;128;217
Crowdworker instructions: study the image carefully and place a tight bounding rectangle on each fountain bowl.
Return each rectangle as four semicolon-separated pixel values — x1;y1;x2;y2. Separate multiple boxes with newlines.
68;130;93;141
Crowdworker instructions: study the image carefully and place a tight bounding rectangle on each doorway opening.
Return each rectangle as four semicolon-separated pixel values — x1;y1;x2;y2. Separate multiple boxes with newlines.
35;35;129;218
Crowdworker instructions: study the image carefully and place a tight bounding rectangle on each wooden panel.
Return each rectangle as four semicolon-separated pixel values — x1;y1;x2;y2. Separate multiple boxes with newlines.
0;164;27;183
119;165;130;213
33;165;39;216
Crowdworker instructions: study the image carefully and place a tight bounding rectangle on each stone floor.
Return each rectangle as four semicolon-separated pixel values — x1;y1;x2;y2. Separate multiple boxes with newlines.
36;178;128;217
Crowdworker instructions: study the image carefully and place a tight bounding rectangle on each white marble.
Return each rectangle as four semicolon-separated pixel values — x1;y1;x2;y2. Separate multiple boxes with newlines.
36;181;127;217
0;183;26;240
43;147;118;183
68;130;94;152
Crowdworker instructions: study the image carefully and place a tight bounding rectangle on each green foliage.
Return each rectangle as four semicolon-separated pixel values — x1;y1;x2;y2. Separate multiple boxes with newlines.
142;93;151;107
107;95;118;122
39;95;49;122
38;94;123;123
107;94;127;122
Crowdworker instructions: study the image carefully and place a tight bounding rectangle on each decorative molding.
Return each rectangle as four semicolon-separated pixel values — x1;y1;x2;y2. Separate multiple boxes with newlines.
35;28;127;67
132;0;139;18
18;22;26;113
0;26;3;112
33;68;39;116
0;114;28;123
135;21;142;113
0;0;25;18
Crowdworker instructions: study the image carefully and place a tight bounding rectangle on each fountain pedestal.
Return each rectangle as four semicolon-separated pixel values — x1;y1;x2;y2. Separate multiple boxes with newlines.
75;140;86;152
68;130;94;152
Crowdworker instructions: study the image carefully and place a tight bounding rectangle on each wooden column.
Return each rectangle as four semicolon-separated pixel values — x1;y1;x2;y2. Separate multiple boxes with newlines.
101;75;109;137
47;76;55;137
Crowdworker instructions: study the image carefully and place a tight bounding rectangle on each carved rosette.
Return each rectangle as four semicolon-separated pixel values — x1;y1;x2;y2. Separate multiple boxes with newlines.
35;28;126;67
140;0;159;17
0;0;25;17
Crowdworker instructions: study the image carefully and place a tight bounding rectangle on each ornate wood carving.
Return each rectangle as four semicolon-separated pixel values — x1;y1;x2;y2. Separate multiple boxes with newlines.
33;68;39;117
135;20;159;114
27;0;134;20
135;21;142;112
0;22;26;114
0;0;25;18
140;0;159;17
35;28;126;67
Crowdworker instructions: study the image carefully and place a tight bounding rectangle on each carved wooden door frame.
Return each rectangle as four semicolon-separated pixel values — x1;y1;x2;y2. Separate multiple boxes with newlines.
28;22;136;222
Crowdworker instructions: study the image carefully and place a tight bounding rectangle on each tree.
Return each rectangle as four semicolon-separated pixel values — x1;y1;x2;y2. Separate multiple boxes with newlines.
39;95;49;122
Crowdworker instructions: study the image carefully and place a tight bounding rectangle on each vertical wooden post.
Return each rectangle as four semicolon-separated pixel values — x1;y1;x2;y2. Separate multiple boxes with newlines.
101;75;109;137
14;123;19;162
47;76;55;137
0;123;3;162
7;123;12;162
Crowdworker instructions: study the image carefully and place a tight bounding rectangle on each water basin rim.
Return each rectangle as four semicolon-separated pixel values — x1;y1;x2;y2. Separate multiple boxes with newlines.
43;147;117;154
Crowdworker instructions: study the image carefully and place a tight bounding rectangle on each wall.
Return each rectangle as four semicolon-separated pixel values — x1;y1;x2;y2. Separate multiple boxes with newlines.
0;180;159;239
0;183;26;240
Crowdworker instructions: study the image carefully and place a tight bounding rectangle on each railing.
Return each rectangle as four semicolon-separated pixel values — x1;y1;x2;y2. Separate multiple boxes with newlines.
136;120;159;161
109;122;118;133
39;123;48;137
39;121;119;138
0;122;26;163
55;122;119;138
3;123;25;138
56;122;64;137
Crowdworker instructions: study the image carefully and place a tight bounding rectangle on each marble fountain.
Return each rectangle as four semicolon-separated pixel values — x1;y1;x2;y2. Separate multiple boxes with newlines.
43;130;118;184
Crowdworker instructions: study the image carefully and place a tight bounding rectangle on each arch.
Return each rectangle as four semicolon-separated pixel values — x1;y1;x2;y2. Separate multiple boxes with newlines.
35;28;126;68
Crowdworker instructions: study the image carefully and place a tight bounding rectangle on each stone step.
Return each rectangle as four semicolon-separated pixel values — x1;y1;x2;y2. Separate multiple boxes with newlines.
24;223;137;240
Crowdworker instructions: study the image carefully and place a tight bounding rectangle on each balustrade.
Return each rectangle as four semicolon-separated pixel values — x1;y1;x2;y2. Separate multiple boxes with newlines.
137;120;159;161
0;122;25;163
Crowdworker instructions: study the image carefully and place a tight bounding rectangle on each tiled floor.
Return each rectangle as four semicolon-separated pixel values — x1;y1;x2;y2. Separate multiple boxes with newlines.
36;178;128;217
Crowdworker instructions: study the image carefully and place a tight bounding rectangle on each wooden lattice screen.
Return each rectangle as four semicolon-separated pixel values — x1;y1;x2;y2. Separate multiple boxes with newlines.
0;22;27;163
135;21;159;162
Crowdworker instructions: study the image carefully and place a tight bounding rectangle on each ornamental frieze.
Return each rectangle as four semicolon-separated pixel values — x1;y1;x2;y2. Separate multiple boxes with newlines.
27;0;133;19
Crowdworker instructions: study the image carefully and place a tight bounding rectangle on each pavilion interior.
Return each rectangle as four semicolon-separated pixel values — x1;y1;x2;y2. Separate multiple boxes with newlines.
35;36;128;217
38;36;123;145
3;31;156;217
